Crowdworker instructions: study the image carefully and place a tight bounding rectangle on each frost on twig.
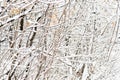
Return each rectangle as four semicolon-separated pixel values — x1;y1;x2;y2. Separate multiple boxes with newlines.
0;0;120;80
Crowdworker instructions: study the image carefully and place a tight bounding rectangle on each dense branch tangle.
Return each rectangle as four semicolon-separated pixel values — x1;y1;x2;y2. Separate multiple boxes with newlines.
0;0;120;80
